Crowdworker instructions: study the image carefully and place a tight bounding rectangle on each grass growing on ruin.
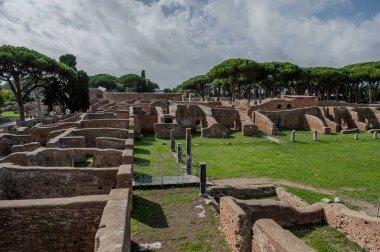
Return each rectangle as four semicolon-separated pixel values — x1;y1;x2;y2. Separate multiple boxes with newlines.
135;131;380;204
286;223;368;252
131;187;229;252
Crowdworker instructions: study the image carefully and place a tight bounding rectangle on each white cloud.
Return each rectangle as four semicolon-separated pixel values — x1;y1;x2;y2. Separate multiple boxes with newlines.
0;0;379;88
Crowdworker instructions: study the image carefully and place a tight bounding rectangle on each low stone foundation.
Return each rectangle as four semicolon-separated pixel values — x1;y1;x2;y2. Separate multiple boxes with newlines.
95;189;131;252
324;203;380;252
252;219;315;252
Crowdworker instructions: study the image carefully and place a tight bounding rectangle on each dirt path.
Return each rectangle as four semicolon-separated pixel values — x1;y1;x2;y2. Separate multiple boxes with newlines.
210;177;379;216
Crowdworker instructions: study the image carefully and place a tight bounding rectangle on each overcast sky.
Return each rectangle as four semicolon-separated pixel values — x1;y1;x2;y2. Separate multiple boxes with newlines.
1;0;380;88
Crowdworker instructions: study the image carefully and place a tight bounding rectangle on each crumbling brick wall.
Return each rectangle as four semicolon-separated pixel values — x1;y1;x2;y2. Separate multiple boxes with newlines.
324;203;380;252
0;195;108;252
219;197;252;252
1;165;118;199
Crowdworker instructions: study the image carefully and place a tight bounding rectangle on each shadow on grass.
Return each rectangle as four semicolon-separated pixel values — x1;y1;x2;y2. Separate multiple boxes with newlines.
135;140;154;146
134;148;151;154
134;157;151;164
285;223;320;238
132;195;169;228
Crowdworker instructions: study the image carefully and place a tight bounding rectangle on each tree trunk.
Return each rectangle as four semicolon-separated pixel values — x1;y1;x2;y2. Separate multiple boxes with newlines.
17;95;25;122
12;77;26;122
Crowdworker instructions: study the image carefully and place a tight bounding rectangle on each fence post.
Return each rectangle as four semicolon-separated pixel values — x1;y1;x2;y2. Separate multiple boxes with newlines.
170;129;176;152
313;131;318;141
177;143;182;163
200;162;206;196
186;128;192;175
290;130;295;142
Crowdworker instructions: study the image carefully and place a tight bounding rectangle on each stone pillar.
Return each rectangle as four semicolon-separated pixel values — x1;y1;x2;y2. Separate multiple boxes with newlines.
186;128;192;175
170;129;175;152
374;131;378;139
354;133;359;141
182;95;186;102
188;93;191;102
313;131;318;141
200;163;207;196
177;143;182;163
290;130;296;142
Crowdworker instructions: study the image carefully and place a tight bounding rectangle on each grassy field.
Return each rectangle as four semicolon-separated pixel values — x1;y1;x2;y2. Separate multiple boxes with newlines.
135;131;380;204
131;187;229;252
0;111;24;118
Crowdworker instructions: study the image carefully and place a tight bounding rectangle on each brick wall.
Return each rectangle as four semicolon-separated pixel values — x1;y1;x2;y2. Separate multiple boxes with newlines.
1;165;118;199
324;204;380;252
103;92;183;103
252;111;278;135
80;119;130;129
219;197;252;252
0;195;108;251
252;219;315;252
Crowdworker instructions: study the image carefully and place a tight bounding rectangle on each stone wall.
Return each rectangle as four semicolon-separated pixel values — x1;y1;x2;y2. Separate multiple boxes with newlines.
0;167;6;200
219;195;326;252
252;219;315;252
80;119;130;129
0;194;108;251
236;198;325;226
201;123;229;138
49;128;132;148
95;189;131;252
154;123;186;138
85;112;115;120
324;203;380;252
96;137;127;150
207;185;276;200
30;122;79;144
0;164;118;199
11;142;41;153
0;134;32;157
211;108;239;129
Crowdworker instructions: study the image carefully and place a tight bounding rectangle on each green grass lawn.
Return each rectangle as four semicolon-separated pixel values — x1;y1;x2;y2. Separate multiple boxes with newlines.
286;223;368;252
135;130;380;203
131;187;229;252
0;111;22;118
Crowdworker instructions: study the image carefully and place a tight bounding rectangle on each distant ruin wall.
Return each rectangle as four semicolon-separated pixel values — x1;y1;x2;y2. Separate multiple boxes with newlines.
304;114;331;134
252;111;278;135
1;165;118;199
80;119;130;129
248;98;318;114
0;195;108;252
103;92;183;103
211;108;239;129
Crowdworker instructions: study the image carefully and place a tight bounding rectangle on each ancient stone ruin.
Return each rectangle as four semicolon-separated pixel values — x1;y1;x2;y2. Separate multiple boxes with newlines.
1;90;379;251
